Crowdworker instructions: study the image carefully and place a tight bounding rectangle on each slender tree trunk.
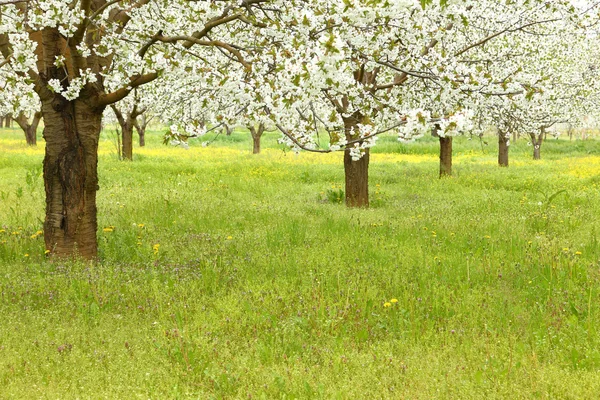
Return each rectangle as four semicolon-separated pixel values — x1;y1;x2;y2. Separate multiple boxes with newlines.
343;113;369;208
498;133;509;167
432;125;452;177
533;142;541;160
42;95;103;259
111;105;134;160
134;115;147;147
439;136;453;177
4;115;12;128
533;128;544;160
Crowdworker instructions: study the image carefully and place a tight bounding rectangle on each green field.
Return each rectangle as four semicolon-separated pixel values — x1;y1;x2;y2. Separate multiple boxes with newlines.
1;127;600;398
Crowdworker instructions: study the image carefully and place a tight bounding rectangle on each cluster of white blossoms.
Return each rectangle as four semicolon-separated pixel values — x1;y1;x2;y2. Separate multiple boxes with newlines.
0;0;598;155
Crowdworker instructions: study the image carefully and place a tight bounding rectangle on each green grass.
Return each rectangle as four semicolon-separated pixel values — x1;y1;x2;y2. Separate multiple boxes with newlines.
1;127;600;398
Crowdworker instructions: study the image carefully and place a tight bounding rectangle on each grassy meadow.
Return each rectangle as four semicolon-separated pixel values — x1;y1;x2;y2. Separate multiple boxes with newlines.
1;126;600;398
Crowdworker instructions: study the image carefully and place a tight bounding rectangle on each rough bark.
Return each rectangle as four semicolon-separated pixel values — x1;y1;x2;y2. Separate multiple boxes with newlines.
249;123;265;154
40;27;105;259
498;133;509;167
15;112;42;146
343;113;369;208
42;94;103;259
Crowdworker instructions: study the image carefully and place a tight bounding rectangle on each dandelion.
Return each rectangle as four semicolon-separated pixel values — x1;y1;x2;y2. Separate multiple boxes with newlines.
562;247;569;252
24;254;29;257
153;244;160;254
575;251;582;255
226;236;233;240
484;235;491;239
44;250;50;254
137;223;145;228
103;226;114;233
0;229;4;233
383;302;391;308
390;298;398;304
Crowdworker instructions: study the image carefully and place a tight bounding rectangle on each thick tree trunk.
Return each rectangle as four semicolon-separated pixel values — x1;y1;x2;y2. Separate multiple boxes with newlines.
252;135;261;154
439;136;453;177
249;123;265;154
344;148;369;208
42;95;103;259
15;112;42;146
138;127;145;147
498;133;509;167
121;124;133;160
25;126;37;146
343;113;369;208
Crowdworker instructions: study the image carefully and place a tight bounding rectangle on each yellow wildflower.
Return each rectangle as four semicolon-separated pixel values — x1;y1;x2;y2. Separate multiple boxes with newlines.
153;244;160;254
383;302;391;308
575;251;582;255
44;250;50;254
390;299;398;304
103;226;114;233
226;236;233;240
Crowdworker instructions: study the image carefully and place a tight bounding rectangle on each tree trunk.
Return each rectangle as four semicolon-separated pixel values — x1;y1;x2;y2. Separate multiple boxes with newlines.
249;123;265;154
533;128;544;160
439;136;453;177
135;115;147;147
121;124;133;160
138;127;145;147
15;112;42;146
343;113;369;208
344;148;369;208
25;126;37;146
4;115;12;128
111;105;134;160
42;95;103;259
533;143;541;160
498;133;509;167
